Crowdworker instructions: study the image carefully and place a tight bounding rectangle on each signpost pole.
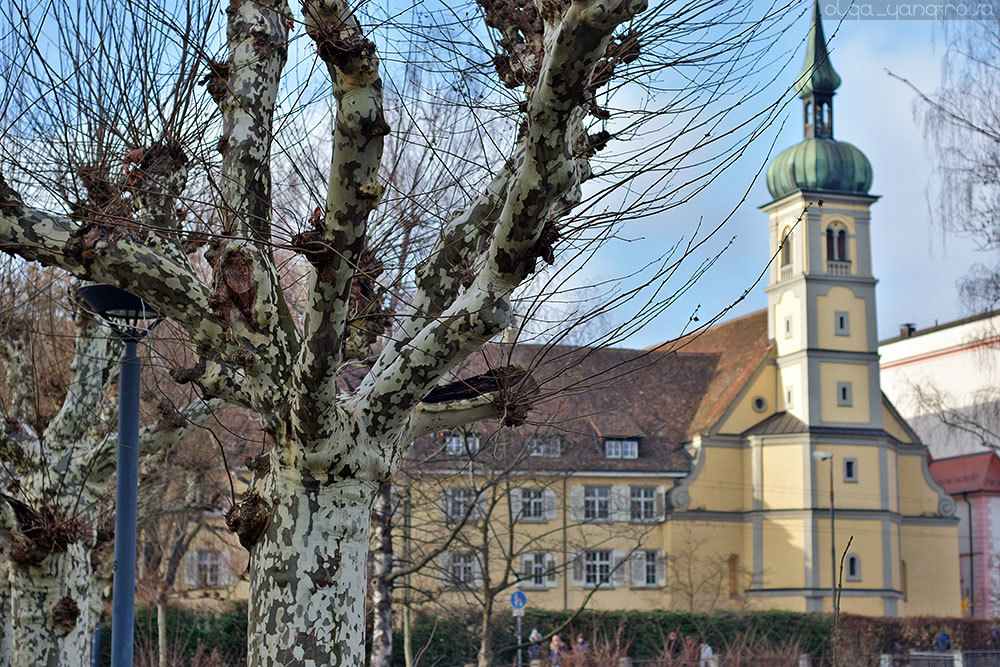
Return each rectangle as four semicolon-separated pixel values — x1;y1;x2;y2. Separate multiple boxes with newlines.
510;591;527;666
516;615;523;667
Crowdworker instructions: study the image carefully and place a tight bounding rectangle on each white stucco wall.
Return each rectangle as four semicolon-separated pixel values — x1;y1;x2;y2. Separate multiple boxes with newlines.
879;314;1000;458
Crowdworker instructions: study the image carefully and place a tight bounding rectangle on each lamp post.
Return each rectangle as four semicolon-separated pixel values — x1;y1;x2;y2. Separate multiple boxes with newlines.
78;284;160;667
813;451;835;609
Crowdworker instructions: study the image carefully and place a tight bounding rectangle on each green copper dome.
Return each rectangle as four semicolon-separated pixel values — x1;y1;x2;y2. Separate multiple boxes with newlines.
765;1;873;201
766;138;872;200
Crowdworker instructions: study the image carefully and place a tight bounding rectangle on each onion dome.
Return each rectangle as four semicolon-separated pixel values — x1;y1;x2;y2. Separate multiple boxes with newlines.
765;1;873;201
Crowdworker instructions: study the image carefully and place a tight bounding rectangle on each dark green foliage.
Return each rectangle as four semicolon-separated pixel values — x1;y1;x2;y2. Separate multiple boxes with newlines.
96;603;248;666
391;608;833;665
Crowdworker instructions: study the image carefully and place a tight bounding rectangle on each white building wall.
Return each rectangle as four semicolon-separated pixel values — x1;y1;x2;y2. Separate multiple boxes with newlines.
879;314;1000;458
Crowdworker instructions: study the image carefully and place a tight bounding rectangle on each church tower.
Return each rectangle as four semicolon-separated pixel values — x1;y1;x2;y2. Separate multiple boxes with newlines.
763;1;877;429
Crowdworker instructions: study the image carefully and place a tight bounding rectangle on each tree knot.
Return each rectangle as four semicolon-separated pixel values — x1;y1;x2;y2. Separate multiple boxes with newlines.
0;171;24;216
50;595;80;632
2;496;85;568
200;60;231;104
225;492;271;551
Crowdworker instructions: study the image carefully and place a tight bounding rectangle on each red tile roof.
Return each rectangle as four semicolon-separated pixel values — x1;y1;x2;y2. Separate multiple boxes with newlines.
929;452;1000;495
410;310;774;473
648;309;773;436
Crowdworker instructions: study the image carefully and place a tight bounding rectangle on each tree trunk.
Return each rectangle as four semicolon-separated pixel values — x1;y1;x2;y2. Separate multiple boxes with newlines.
7;543;96;667
477;595;495;667
0;556;11;667
158;598;167;667
369;483;394;667
248;471;378;667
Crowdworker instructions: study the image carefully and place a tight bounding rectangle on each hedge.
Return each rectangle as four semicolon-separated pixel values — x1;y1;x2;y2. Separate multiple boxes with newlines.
91;605;1000;666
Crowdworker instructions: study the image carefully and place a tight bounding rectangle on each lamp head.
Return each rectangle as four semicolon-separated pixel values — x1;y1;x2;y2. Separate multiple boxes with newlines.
812;451;833;461
77;283;161;340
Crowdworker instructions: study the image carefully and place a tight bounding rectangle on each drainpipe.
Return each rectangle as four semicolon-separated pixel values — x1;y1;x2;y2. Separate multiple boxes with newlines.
965;492;975;617
563;475;568;611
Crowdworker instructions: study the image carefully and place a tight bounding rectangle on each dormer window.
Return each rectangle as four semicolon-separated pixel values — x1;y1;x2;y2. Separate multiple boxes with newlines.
604;438;639;459
528;436;562;458
444;433;480;456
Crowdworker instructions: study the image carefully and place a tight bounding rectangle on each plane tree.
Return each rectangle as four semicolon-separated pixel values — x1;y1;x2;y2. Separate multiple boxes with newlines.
0;0;794;662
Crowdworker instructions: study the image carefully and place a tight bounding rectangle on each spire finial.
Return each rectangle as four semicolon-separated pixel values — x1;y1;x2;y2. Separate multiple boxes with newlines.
795;0;841;99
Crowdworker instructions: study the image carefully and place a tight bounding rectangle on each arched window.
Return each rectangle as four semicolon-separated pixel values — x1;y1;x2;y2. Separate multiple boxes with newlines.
805;101;813;126
826;225;849;263
780;227;792;266
845;553;861;581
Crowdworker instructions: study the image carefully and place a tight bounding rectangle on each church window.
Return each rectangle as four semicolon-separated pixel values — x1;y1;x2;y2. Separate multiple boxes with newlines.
805;101;813;126
784;316;793;339
835;311;850;336
843;457;858;483
780;227;792;266
785;386;794;408
845;553;861;581
836;381;853;407
826;226;849;262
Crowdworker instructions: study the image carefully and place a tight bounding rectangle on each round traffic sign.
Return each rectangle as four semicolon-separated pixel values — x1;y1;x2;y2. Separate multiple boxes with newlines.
510;591;527;609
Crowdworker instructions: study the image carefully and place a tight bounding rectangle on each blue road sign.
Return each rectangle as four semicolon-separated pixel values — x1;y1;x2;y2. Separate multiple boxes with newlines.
510;591;527;609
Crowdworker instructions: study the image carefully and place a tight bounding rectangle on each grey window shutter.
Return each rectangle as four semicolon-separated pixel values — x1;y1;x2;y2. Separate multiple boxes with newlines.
183;551;198;587
543;489;558;521
510;488;523;522
569;486;584;521
438;552;450;587
472;556;484;589
655;486;666;522
545;554;558;588
570;552;585;587
611;551;627;588
519;554;532;588
611;487;629;522
220;552;234;586
656;550;667;587
439;489;449;519
630;552;645;589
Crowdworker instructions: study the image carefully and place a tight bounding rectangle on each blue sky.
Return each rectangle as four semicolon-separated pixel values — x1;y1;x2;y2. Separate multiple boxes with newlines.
605;8;981;349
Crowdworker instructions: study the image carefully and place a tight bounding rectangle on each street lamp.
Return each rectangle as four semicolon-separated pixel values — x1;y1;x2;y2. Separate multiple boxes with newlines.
78;284;160;667
813;451;835;609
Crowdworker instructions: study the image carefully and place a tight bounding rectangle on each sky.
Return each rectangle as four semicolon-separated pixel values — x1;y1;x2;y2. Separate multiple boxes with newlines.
605;5;984;349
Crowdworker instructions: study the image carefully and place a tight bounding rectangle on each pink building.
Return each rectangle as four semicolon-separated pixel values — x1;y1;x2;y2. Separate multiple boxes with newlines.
929;452;1000;617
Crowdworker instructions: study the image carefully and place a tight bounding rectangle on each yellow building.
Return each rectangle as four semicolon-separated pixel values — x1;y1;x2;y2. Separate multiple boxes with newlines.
404;4;959;618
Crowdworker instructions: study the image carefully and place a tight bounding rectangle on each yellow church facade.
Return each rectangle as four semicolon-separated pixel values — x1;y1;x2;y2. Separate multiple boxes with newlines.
403;4;959;618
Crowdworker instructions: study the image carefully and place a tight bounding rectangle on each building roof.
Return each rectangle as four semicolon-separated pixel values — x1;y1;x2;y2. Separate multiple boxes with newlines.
411;310;775;475
928;451;1000;495
743;411;808;436
659;309;774;436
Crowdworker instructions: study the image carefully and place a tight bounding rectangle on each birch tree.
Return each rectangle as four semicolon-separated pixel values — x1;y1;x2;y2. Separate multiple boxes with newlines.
1;0;794;662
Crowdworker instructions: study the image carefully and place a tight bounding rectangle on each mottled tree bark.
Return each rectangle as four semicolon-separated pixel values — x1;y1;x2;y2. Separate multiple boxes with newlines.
369;484;394;667
0;315;220;666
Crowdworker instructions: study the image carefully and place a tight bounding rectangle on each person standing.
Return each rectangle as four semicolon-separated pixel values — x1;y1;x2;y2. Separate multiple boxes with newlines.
549;634;566;666
699;641;715;667
528;629;543;665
